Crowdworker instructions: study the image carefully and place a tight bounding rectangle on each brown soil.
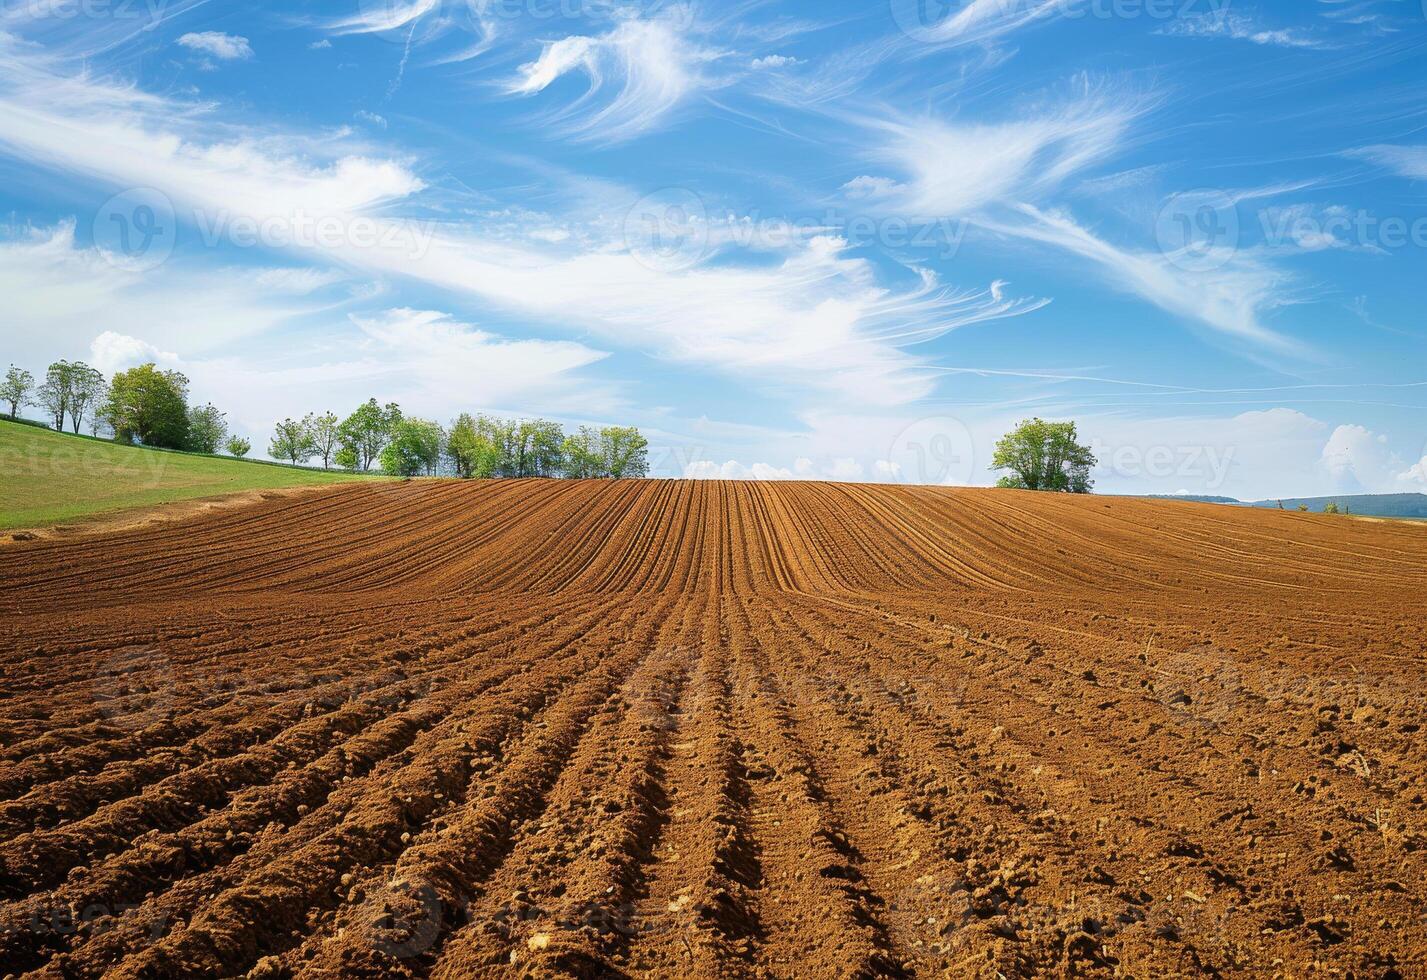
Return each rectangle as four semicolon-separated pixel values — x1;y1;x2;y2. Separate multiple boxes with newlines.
1;480;1424;979
2;485;342;546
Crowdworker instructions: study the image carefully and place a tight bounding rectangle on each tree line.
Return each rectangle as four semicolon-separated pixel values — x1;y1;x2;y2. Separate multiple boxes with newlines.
3;361;648;480
268;401;649;479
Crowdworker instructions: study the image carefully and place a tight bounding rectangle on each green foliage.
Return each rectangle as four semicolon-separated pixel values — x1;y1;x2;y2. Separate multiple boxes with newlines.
381;418;445;477
516;419;566;477
37;361;105;433
0;419;379;530
186;403;228;455
446;413;502;479
269;417;316;465
990;418;1096;494
304;411;341;470
338;399;402;471
2;365;36;418
1323;501;1341;515
561;426;603;479
1298;503;1309;512
104;363;190;449
600;426;650;478
225;435;251;458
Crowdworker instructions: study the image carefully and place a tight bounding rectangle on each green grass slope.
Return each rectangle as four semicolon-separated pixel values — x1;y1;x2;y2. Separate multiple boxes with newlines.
0;418;380;531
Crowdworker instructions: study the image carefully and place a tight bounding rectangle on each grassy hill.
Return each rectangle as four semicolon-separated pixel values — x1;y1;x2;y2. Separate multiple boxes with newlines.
0;418;381;531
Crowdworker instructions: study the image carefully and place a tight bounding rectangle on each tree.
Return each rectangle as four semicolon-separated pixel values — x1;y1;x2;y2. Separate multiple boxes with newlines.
600;426;649;479
225;436;251;458
990;418;1096;494
480;415;520;476
186;403;228;454
381;418;444;477
446;413;502;479
520;419;566;477
36;362;69;429
562;426;604;479
1323;502;1341;515
338;399;402;471
67;364;106;434
2;366;35;418
304;411;341;470
104;364;190;448
269;417;316;465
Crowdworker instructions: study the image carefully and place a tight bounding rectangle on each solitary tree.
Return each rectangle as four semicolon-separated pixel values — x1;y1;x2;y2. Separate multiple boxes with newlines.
186;403;228;454
304;411;341;470
270;417;316;465
2;366;35;418
990;418;1096;493
601;426;650;479
1323;501;1341;515
104;364;190;448
225;435;252;458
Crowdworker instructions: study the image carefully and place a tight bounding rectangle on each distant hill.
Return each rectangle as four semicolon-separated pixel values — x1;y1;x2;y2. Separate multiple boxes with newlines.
1248;493;1427;518
1136;492;1427;518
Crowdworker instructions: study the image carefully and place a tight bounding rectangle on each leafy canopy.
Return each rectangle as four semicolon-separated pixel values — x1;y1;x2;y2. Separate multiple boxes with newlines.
990;418;1096;494
105;363;190;449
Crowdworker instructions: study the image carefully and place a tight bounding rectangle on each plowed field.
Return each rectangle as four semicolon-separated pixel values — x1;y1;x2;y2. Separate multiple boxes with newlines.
2;480;1425;979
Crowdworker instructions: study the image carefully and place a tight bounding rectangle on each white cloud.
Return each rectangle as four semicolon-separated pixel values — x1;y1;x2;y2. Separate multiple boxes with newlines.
177;32;254;61
355;110;388;128
79;309;617;453
981;204;1300;353
683;454;863;483
1319;423;1395;493
506;16;722;143
309;39;332;51
841;175;901;200
1398;457;1427;488
0;223;339;362
90;331;180;375
911;0;1065;47
863;94;1140;217
1346;145;1427;181
750;54;800;70
1157;12;1327;49
685;460;796;480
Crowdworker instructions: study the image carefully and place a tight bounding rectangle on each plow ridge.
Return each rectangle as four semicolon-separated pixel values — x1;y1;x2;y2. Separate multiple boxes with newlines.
2;480;1425;977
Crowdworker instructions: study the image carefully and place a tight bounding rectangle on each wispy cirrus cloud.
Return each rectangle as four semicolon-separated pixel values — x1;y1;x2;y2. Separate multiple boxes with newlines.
0;35;1044;408
1345;144;1427;180
986;203;1304;355
1157;11;1329;48
505;15;724;143
852;91;1142;217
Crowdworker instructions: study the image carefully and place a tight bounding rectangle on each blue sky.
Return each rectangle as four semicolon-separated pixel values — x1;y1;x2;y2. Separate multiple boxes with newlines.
2;0;1425;498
